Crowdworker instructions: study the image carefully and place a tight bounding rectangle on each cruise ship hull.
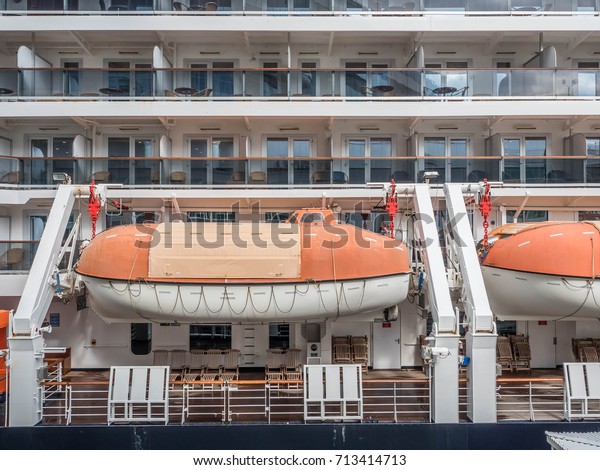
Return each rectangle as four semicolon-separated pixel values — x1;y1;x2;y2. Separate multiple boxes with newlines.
81;273;410;323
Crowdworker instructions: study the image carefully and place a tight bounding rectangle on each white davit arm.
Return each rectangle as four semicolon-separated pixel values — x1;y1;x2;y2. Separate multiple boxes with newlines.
412;184;456;334
443;183;494;333
12;184;90;335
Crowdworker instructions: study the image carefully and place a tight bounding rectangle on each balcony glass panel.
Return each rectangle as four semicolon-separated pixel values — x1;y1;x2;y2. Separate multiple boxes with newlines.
0;241;39;271
190;139;208;184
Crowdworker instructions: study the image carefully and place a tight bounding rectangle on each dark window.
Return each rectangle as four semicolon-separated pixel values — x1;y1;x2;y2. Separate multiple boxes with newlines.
269;323;290;350
190;324;232;350
131;323;152;355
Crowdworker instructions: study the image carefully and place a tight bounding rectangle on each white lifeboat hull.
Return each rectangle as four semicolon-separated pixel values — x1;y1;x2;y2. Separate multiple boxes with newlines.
482;266;600;320
81;273;410;323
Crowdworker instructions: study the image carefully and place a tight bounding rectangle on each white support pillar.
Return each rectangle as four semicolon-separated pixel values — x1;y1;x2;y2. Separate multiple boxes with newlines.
412;184;459;423
444;184;497;423
9;185;86;426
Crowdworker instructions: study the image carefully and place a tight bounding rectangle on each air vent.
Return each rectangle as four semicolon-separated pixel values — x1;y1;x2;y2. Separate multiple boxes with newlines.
39;127;60;131
358;52;378;55
119;127;140;131
200;51;220;55
496;51;516;55
436;126;458;130
436;51;456;55
514;125;537;130
260;51;280;55
299;51;319;55
279;127;299;131
200;127;221;131
58;51;80;55
359;127;380;131
118;51;140;55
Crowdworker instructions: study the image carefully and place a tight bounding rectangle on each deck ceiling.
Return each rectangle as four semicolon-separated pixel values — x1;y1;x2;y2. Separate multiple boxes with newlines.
0;29;598;53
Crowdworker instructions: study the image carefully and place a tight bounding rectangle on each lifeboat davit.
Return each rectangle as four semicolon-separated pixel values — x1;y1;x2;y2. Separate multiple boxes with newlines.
480;222;600;320
76;209;411;323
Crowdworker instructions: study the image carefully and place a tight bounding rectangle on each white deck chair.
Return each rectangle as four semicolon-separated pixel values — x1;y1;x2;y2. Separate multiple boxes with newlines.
220;349;240;382
169;349;188;381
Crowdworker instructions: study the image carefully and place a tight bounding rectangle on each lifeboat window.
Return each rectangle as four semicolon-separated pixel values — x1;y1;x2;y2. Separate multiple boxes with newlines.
130;323;152;356
190;324;232;350
301;212;324;223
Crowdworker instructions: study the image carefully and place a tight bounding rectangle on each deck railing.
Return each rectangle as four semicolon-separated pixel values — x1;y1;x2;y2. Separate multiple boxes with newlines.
1;1;599;16
33;375;567;425
3;67;600;101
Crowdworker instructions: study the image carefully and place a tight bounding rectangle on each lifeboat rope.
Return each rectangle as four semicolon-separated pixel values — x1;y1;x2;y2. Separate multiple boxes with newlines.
111;276;370;319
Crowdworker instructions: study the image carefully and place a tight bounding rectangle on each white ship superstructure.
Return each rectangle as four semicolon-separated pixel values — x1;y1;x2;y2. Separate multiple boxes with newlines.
1;2;600;430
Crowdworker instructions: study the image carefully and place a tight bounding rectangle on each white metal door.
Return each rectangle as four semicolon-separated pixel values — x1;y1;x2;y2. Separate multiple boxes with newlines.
372;321;401;369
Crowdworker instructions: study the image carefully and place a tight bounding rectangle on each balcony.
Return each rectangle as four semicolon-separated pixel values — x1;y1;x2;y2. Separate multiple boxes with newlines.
0;240;40;271
0;155;597;188
1;0;598;16
3;67;600;102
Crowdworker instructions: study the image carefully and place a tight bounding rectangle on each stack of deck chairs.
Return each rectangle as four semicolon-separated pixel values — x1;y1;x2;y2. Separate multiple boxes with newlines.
496;335;531;373
331;335;369;374
572;338;600;363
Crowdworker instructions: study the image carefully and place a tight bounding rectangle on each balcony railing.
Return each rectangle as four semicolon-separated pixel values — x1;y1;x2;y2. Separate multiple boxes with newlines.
1;0;598;16
1;155;598;188
3;67;600;101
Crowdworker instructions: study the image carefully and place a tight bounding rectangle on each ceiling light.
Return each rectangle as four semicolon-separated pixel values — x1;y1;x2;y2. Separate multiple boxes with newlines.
359;127;380;131
358;52;378;55
119;127;140;131
514;125;537;130
260;51;280;55
118;51;140;55
200;51;220;55
496;51;516;55
436;51;456;55
279;127;299;131
39;127;60;131
200;127;221;131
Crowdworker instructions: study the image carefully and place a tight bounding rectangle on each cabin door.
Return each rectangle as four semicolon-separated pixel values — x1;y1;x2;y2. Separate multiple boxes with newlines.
372;321;401;369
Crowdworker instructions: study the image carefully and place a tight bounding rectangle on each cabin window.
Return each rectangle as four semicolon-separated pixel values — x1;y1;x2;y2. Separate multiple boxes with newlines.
106;211;160;228
344;61;391;97
344;136;394;184
586;137;600;183
502;136;548;183
579;211;600;221
505;210;548;223
187;137;237;184
29;136;75;185
106;61;152;97
106;136;156;185
269;323;290;350
421;136;469;183
265;212;291;223
190;324;232;350
264;137;314;185
131;323;152;355
187;211;235;222
188;61;235;97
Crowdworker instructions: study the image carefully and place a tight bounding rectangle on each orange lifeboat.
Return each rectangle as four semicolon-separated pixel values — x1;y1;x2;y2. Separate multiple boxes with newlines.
76;209;411;323
480;222;600;319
